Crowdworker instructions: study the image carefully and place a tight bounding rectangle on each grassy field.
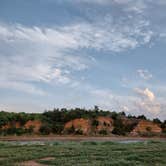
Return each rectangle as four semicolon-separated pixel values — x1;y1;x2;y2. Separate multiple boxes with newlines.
0;141;165;166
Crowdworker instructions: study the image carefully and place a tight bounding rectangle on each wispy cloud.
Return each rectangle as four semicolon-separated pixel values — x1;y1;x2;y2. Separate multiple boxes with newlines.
90;88;137;112
137;69;153;80
0;24;91;94
0;80;46;96
0;0;166;120
0;17;153;94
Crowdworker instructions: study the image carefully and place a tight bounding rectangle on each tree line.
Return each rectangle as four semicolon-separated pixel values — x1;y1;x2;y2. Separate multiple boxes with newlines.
0;106;165;136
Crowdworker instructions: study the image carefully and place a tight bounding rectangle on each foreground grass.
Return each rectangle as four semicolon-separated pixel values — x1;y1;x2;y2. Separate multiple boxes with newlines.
0;141;165;166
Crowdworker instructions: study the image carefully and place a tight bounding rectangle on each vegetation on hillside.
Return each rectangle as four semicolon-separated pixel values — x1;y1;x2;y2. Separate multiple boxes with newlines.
0;106;165;136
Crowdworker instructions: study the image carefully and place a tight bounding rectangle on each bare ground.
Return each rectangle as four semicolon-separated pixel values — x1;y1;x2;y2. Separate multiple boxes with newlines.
0;135;165;142
39;157;55;161
18;160;46;166
18;157;55;166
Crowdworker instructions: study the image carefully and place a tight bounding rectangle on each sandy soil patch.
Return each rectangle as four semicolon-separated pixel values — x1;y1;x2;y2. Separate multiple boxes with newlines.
18;157;54;166
18;160;46;166
39;157;54;161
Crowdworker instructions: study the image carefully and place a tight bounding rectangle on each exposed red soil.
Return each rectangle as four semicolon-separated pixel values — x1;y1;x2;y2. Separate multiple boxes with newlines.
24;120;42;133
1;120;42;134
64;116;114;135
131;120;162;135
96;116;114;133
0;118;163;137
2;122;21;129
64;118;91;135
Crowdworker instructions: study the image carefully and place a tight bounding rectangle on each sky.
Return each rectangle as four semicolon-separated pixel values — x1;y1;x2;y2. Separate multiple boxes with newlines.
0;0;166;120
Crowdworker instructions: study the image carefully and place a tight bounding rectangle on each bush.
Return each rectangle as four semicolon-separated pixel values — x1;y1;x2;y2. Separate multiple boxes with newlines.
75;129;83;135
0;127;26;136
26;125;34;134
52;124;64;134
162;128;166;133
146;126;152;132
138;131;158;137
99;130;108;135
112;117;126;135
15;128;26;136
112;128;126;135
92;119;99;127
66;125;75;134
39;125;52;135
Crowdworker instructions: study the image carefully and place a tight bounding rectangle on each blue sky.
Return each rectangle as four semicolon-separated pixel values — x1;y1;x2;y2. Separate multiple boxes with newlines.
0;0;166;120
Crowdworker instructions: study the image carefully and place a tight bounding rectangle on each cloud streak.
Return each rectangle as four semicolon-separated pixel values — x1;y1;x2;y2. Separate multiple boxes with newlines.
0;16;153;95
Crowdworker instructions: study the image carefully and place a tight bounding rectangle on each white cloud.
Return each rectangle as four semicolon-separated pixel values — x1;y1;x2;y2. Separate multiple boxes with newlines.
83;86;164;119
72;0;146;14
122;106;130;112
69;20;152;52
0;18;153;95
0;24;91;94
90;88;137;111
91;89;113;98
0;80;45;96
72;0;111;5
90;89;115;109
134;88;161;115
91;87;163;118
75;0;166;7
0;103;44;113
135;100;160;115
135;88;155;101
137;69;153;80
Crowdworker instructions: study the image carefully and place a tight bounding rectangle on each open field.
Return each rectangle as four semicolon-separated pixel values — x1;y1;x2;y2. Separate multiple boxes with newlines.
0;139;165;166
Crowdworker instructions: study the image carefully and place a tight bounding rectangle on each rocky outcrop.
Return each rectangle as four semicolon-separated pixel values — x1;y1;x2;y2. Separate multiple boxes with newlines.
131;120;162;136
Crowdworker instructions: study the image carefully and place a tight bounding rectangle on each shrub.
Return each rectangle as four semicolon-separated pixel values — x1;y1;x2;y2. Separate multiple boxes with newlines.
138;131;158;137
66;125;75;134
26;125;34;134
52;124;64;134
99;129;108;135
146;126;152;132
92;119;99;127
39;125;52;135
15;128;26;136
103;122;107;126
112;117;126;135
75;129;83;135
